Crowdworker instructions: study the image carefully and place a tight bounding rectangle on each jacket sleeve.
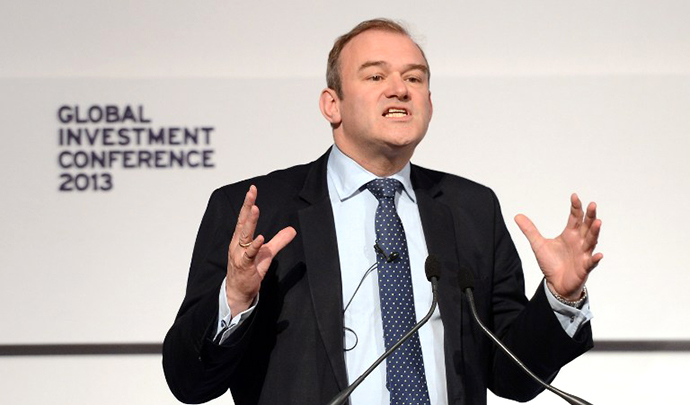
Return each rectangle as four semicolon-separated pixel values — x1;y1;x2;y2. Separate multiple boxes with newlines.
162;187;258;404
487;190;593;402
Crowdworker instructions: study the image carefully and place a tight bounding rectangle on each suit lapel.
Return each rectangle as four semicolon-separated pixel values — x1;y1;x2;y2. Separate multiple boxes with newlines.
298;150;348;390
412;166;466;403
412;165;462;299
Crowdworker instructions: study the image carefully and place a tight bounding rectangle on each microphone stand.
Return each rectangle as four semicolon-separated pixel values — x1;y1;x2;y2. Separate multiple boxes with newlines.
464;288;593;405
325;278;438;405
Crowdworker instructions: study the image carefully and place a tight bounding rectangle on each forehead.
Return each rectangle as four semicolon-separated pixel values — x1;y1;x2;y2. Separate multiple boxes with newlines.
339;30;427;72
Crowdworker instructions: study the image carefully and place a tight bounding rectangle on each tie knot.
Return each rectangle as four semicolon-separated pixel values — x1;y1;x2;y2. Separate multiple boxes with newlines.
365;178;402;200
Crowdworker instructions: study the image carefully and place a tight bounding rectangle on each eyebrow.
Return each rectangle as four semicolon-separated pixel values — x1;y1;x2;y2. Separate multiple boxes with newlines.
358;61;429;75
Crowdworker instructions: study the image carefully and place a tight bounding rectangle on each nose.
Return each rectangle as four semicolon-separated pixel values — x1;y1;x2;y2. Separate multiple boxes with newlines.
384;74;409;100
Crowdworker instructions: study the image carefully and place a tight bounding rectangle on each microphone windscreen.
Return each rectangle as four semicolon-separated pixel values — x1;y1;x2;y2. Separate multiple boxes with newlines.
458;266;475;291
424;255;442;281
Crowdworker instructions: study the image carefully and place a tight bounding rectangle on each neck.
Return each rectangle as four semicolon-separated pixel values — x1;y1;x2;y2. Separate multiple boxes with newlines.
334;140;414;177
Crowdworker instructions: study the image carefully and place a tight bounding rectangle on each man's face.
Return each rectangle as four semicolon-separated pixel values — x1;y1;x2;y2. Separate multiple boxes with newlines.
332;29;433;161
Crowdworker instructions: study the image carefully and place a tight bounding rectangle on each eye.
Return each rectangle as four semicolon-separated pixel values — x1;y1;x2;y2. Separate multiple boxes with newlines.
405;76;423;84
369;74;384;81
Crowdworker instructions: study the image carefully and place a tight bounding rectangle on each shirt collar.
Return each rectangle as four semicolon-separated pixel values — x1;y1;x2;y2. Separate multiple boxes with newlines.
327;144;416;203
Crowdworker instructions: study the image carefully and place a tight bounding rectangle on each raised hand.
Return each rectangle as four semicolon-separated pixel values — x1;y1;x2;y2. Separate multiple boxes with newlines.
514;193;603;300
226;185;297;316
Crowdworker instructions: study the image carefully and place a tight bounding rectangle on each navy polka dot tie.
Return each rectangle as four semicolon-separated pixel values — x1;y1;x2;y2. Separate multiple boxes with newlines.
366;178;431;405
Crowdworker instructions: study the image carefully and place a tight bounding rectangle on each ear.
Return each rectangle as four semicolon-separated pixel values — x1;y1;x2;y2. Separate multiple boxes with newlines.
428;91;434;120
319;88;342;126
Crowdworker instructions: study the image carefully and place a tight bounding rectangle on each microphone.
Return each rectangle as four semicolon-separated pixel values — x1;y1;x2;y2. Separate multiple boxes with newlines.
325;255;441;405
458;267;593;405
374;243;400;263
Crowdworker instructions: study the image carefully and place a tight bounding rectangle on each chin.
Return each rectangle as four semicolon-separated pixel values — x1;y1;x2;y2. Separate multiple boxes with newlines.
379;138;423;156
382;132;425;148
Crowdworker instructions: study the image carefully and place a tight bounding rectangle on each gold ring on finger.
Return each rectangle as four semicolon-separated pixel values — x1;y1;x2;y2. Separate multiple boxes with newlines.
238;240;252;248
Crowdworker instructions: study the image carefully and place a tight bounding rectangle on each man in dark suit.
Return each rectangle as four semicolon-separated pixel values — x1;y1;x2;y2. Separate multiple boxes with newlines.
163;19;602;405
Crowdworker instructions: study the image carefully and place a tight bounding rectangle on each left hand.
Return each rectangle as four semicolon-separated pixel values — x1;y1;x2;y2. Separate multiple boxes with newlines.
515;193;603;300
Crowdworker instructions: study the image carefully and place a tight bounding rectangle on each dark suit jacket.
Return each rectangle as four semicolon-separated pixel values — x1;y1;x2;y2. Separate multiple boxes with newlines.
163;150;593;405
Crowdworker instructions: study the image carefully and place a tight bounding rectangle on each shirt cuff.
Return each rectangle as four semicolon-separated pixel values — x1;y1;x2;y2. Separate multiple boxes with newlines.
214;277;258;344
543;279;593;338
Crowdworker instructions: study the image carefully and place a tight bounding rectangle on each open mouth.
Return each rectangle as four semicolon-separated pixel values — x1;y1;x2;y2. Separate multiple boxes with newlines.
383;108;409;118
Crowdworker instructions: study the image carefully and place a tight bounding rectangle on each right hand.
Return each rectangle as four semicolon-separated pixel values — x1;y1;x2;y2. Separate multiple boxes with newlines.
226;185;297;316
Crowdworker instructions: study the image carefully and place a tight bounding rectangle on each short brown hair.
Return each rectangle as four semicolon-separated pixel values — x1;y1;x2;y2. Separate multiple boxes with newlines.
326;18;430;99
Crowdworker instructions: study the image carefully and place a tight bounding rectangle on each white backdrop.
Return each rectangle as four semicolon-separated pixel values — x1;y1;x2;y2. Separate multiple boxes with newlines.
1;1;689;404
